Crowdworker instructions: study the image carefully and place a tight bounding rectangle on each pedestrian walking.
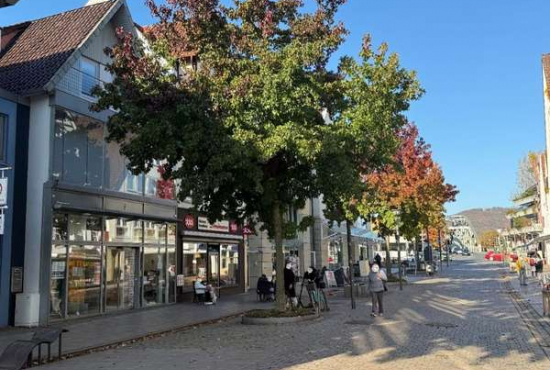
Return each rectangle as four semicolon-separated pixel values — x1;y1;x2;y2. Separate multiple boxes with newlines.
536;255;544;277
530;256;537;277
517;258;528;286
368;264;387;317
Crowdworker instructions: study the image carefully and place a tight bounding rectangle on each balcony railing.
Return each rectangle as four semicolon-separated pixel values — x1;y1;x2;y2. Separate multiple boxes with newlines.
57;67;106;101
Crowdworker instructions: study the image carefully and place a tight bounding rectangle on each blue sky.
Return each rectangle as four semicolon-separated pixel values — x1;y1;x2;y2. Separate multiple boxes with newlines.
2;0;548;215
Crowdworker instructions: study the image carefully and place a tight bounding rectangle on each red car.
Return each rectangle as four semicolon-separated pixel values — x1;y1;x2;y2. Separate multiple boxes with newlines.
509;253;519;262
484;250;504;261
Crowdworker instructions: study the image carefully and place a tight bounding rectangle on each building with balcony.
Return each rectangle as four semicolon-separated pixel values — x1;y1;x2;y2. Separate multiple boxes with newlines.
0;0;179;327
502;187;543;251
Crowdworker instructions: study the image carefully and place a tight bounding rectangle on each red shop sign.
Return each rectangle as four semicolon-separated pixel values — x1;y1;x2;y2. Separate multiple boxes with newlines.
183;214;196;230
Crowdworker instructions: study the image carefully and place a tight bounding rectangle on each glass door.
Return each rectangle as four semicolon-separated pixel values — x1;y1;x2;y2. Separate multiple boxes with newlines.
207;244;220;288
105;247;140;311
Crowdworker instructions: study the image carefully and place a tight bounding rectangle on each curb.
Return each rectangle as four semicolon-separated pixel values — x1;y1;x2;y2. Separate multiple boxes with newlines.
241;314;320;325
42;311;250;365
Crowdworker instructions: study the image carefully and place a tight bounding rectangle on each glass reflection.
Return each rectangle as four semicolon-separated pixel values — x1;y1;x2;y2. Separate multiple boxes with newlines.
67;245;101;316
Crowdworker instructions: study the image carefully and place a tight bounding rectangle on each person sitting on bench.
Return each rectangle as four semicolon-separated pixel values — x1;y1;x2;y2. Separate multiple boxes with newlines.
195;279;217;305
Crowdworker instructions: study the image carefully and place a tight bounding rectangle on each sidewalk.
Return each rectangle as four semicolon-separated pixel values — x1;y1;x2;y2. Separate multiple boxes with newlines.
0;291;267;357
509;272;544;316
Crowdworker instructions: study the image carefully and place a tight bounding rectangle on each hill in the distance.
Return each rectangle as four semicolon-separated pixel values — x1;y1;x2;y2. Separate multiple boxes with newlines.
455;207;510;235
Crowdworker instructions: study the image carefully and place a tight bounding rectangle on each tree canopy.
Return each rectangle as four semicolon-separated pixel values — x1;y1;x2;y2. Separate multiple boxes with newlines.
94;0;430;310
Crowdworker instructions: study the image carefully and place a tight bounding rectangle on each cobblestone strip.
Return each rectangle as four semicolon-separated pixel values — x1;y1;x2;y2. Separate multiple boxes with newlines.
503;278;550;357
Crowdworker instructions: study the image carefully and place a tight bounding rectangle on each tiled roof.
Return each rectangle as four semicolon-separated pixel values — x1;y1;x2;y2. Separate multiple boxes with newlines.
543;54;550;98
0;1;116;95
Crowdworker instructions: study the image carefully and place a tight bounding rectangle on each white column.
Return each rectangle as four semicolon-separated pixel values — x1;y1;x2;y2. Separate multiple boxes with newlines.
15;95;51;326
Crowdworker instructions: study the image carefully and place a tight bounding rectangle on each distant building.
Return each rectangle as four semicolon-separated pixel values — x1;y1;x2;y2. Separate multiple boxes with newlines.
446;214;477;250
501;185;542;252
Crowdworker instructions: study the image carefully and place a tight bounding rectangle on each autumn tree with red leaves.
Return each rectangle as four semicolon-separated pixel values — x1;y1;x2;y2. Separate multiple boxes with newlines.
361;123;457;273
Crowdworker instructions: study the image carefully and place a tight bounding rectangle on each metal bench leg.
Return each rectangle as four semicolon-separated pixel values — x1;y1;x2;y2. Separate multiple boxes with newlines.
28;348;33;368
38;344;42;364
48;343;51;362
58;334;63;359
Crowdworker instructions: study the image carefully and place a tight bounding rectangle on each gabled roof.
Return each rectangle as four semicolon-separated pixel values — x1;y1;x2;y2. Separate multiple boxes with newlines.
0;0;117;95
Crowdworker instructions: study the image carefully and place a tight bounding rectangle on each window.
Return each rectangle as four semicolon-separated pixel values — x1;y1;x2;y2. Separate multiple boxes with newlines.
0;114;6;162
53;108;104;187
220;244;239;286
125;170;143;194
80;58;99;96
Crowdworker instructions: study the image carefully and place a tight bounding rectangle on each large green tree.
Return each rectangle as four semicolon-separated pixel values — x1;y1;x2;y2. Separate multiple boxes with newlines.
94;0;420;311
317;36;422;278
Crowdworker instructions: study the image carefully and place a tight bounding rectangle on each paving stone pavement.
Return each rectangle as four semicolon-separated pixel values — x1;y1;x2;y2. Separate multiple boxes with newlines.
40;255;550;370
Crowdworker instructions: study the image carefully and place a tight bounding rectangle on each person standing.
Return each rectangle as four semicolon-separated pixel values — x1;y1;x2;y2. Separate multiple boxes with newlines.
368;264;387;317
284;263;298;307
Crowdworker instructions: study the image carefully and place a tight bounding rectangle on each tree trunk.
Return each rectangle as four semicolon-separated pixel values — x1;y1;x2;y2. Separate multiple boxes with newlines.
273;201;286;312
346;220;356;309
385;236;392;276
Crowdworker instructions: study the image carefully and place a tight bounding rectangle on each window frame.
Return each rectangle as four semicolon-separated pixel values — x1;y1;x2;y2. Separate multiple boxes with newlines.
80;57;100;97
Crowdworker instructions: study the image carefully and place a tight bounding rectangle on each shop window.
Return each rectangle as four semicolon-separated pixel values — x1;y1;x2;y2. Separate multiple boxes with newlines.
50;245;67;318
220;244;239;286
181;242;207;291
52;213;68;241
144;222;166;244
143;245;166;306
67;245;101;316
68;214;101;242
167;224;176;246
105;217;142;243
53;108;104;187
167;245;176;303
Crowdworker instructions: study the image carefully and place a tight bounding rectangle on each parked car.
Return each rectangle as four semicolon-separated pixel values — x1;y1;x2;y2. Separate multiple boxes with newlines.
492;253;504;261
462;248;471;256
485;251;503;261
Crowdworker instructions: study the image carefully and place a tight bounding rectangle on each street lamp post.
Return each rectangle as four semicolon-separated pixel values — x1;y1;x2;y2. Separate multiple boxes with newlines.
438;229;443;273
396;222;403;291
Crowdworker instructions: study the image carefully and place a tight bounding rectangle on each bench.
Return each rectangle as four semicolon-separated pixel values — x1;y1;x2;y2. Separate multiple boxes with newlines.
0;328;68;369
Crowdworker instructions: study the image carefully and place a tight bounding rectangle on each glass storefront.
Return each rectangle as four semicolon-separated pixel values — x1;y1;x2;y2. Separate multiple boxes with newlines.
52;107;175;200
181;242;207;290
50;212;177;319
181;242;240;291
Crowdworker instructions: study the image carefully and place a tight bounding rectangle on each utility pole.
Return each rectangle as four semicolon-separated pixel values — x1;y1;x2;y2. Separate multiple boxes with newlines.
396;221;403;291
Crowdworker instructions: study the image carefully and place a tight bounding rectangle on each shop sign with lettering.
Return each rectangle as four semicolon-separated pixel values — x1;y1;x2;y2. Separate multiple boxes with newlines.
198;216;229;233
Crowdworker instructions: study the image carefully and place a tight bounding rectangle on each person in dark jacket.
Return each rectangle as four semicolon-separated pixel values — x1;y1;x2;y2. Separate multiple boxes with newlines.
374;254;382;268
284;263;297;306
256;274;269;301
